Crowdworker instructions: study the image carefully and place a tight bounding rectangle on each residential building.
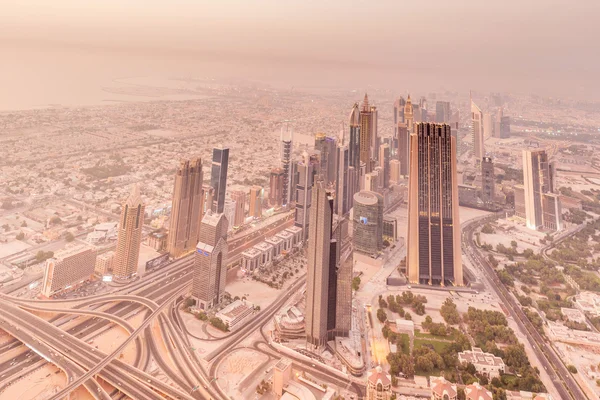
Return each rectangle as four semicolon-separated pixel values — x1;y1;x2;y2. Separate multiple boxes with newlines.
210;146;229;213
42;245;96;297
360;94;377;172
365;366;392;400
458;347;505;378
404;95;414;132
335;142;350;216
294;152;316;242
430;376;457;400
397;123;410;176
465;383;492;400
353;191;384;256
148;229;167;251
349;102;361;171
389;159;401;184
192;211;228;310
241;248;261;272
407;123;463;286
114;184;145;279
223;198;236;232
514;184;526;218
383;217;398;242
379;143;390;189
167;158;204;258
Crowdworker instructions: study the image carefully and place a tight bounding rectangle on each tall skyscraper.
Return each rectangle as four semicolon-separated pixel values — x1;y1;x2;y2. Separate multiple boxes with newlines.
389;159;401;184
407;123;463;286
353;191;384;256
483;113;494;139
435;101;451;123
315;133;337;184
394;96;406;127
249;185;263;220
305;179;336;348
348;103;361;171
231;190;246;228
192;211;228;309
481;157;495;206
281;126;293;207
500;115;511;138
223;198;236;232
269;168;284;208
210;146;229;213
494;108;503;138
294;151;317;242
397;123;409;176
522;149;562;231
379;143;390;189
167;158;204;258
114;184;145;279
404;95;414;133
335;143;350;216
359;94;377;172
419;96;428;122
471;97;484;163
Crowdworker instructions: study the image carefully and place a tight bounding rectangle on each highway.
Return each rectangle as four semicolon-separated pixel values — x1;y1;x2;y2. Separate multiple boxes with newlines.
463;215;588;400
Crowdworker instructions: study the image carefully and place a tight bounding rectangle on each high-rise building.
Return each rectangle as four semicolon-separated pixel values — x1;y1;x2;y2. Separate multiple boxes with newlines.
294;152;317;242
210;146;229;213
202;185;214;215
335;143;350;216
471;97;484;163
450;111;461;156
407;123;463;286
223;198;236;232
359;94;377;172
349;103;361;171
435;101;451;123
42;245;97;297
494;108;503;138
269;167;284;208
483;113;494;139
231;190;246;228
249;185;263;220
522;149;562;231
390;159;401;184
281;127;293;207
94;251;114;276
500;115;511;138
353;191;384;256
272;358;292;397
397;122;409;177
167;158;204;258
365;366;392;400
334;220;353;338
419;97;428;122
404;95;414;133
394;96;406;153
481;156;495;206
514;185;526;219
315;133;337;184
192;211;228;310
305;179;336;348
114;184;145;280
364;171;379;193
379;143;390;189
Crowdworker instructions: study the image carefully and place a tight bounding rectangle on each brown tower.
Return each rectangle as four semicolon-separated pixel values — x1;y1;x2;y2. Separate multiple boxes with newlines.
114;184;145;279
167;158;204;258
407;123;462;286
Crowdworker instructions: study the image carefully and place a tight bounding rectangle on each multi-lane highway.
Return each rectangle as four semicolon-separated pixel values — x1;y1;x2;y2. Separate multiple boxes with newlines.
463;215;588;400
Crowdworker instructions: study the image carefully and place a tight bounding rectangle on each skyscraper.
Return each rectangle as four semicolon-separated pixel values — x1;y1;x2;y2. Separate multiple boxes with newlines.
167;158;204;258
407;123;463;286
281;126;293;207
481;157;495;206
348;103;361;171
269;167;284;208
404;95;414;133
389;159;401;184
305;179;335;348
397;122;409;176
294;151;317;242
231;190;246;228
315;133;337;184
359;94;377;172
192;211;228;310
379;143;390;189
353;191;384;256
114;184;145;279
522;149;562;231
335;143;350;216
210;146;229;213
483;113;494;139
394;96;406;128
249;185;263;220
435;101;451;123
471;97;484;163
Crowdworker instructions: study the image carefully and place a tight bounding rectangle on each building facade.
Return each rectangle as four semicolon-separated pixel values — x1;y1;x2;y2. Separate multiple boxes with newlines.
523;149;562;231
167;158;204;258
231;190;246;228
481;156;495;206
471;98;484;164
114;184;145;279
192;211;229;310
365;366;392;400
210;146;229;213
359;94;377;172
249;185;263;220
269;168;284;208
435;101;450;123
294;153;316;242
281;127;293;207
407;123;463;286
42;245;97;297
353;191;384;256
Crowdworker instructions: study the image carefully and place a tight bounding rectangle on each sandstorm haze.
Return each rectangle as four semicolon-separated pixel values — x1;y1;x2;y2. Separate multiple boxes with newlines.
1;0;599;109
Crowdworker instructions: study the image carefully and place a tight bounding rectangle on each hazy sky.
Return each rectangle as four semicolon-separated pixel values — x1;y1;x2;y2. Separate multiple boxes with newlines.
1;0;599;102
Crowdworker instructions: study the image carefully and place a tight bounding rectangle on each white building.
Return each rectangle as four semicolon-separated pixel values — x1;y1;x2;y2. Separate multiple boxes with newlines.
285;226;303;247
265;236;284;259
42;245;97;297
254;242;274;266
215;299;254;329
241;248;261;272
458;347;505;378
574;291;600;317
276;230;294;253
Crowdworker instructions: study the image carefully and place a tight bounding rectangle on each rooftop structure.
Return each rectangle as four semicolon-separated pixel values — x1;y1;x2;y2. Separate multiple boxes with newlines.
465;383;492;400
366;366;392;400
430;376;457;400
215;299;254;329
458;347;505;378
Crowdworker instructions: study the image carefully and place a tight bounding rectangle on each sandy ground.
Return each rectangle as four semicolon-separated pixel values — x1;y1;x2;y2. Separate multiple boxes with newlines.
216;348;269;399
0;365;68;400
555;342;600;400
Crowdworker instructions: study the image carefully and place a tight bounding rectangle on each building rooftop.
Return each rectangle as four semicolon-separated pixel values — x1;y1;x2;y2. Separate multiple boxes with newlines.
254;242;274;252
458;348;505;368
266;236;284;244
430;376;457;398
241;248;262;258
465;383;493;400
218;299;253;319
367;366;391;387
353;190;381;206
53;244;94;260
202;210;224;227
275;357;292;371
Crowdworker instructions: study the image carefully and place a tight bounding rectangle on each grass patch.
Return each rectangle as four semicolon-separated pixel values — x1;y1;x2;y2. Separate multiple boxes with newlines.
414;338;450;353
414;329;457;341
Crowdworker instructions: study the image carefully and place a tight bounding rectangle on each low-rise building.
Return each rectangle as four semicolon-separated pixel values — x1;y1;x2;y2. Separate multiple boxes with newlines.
465;383;492;400
254;242;274;266
285;226;303;246
276;230;294;253
574;291;600;317
241;248;261;272
265;236;284;259
42;245;97;297
366;366;392;400
430;376;456;400
458;347;505;378
148;229;168;251
273;357;293;397
215;300;254;329
273;305;305;340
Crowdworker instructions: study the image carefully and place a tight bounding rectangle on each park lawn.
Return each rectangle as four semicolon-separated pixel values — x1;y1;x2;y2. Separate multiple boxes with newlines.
414;329;457;341
414;338;451;353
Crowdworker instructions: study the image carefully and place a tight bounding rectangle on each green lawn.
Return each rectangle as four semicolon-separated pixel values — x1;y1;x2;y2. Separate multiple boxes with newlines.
414;338;451;353
414;329;456;341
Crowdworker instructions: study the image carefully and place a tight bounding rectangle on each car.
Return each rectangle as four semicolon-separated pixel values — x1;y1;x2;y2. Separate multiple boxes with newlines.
147;379;152;383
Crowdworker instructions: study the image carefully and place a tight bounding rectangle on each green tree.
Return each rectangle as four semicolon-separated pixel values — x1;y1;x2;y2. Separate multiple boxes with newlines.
65;232;75;242
352;276;361;291
377;308;387;323
567;365;578;373
16;231;25;240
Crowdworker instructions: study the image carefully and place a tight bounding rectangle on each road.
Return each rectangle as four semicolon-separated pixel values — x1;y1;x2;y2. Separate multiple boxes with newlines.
463;215;588;400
